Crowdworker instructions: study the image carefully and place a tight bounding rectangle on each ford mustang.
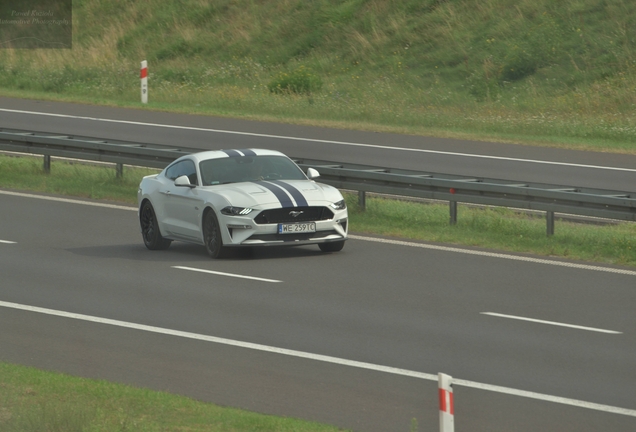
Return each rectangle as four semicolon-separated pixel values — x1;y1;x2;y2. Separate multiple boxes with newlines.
138;149;348;258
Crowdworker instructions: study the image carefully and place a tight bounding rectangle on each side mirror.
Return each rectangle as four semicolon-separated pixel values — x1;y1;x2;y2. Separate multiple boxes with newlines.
175;175;195;188
307;168;320;180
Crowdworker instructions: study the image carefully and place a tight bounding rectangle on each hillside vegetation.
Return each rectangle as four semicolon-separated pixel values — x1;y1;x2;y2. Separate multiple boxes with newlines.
1;0;635;151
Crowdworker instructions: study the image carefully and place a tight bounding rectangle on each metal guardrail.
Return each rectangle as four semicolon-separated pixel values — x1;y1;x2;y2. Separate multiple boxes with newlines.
301;160;636;235
293;158;636;226
2;128;635;235
0;127;193;173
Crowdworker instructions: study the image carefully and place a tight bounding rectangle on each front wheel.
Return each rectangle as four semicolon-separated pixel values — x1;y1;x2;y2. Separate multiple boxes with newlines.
140;201;171;250
203;210;228;259
318;240;345;253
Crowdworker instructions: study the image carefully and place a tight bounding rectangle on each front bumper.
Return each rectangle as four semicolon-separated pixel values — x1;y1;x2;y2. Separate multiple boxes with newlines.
221;210;348;247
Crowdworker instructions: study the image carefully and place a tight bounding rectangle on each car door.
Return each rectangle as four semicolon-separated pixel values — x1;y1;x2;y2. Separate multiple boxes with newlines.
161;160;203;240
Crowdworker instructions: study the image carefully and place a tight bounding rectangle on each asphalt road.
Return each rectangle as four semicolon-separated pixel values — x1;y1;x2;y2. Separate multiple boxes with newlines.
1;98;636;431
1;96;636;191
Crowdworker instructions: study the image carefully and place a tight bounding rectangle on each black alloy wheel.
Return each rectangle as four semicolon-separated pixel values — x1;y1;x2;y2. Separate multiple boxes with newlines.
203;210;227;258
140;201;172;250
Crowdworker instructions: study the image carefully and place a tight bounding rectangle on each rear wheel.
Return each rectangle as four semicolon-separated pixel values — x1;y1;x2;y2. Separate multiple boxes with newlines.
318;240;345;253
203;210;228;259
140;201;171;250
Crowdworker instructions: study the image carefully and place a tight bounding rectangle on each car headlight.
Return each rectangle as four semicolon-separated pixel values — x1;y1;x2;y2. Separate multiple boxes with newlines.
221;206;254;216
330;200;346;210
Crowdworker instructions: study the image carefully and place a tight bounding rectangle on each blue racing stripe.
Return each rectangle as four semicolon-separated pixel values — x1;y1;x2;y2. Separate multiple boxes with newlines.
271;181;308;207
238;149;257;156
254;181;294;208
222;149;241;157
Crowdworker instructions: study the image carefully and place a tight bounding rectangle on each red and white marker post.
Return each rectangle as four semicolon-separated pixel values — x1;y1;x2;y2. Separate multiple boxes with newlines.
439;373;454;432
140;60;148;104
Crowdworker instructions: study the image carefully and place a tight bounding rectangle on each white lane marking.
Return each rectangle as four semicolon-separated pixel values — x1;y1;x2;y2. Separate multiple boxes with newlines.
1;108;635;173
0;299;634;417
349;235;636;276
3;190;636;276
172;265;282;283
451;378;636;417
481;312;622;334
0;240;17;244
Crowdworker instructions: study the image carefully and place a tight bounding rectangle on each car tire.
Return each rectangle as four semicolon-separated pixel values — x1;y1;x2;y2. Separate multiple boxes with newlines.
203;209;228;259
140;201;172;250
318;240;345;253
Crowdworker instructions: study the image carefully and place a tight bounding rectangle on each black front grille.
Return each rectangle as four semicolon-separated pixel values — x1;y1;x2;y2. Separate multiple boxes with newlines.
253;206;334;224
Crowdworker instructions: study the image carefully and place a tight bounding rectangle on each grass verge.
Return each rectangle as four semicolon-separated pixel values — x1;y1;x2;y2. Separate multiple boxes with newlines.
1;153;635;268
0;362;346;432
1;1;636;154
347;194;636;267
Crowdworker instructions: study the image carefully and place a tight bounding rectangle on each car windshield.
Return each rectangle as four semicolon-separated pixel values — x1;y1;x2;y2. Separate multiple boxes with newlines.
199;155;307;186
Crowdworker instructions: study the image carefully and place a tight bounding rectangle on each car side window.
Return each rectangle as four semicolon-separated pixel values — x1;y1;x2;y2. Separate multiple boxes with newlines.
165;160;198;185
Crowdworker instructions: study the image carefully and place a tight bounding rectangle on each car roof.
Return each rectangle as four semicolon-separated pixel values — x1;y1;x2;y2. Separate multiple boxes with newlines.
187;149;287;163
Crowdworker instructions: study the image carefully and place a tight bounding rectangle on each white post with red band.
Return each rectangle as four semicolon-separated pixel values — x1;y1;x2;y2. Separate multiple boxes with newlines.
140;60;148;104
439;373;454;432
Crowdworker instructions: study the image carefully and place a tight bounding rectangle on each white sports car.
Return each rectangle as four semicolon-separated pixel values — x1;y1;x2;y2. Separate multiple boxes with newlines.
138;149;348;258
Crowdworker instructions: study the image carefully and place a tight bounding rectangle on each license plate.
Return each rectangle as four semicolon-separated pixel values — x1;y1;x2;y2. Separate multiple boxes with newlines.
278;222;316;234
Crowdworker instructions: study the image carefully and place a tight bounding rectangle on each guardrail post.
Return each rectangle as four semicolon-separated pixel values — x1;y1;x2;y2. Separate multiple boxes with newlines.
43;155;51;174
546;211;555;236
438;373;454;432
449;201;457;225
116;163;124;178
358;190;366;211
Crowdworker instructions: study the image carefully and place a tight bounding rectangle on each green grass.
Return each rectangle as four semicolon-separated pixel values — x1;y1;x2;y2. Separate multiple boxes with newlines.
346;194;636;267
0;155;157;203
0;362;346;432
1;0;636;153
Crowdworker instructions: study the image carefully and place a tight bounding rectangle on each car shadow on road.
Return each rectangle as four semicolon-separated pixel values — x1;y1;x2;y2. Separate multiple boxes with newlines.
66;243;210;262
66;243;332;262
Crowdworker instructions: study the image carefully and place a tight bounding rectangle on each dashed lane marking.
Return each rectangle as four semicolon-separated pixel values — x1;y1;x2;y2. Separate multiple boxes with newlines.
172;266;282;283
481;312;622;334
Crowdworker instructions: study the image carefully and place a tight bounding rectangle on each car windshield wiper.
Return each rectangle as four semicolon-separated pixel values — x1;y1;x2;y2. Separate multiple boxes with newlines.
206;181;235;185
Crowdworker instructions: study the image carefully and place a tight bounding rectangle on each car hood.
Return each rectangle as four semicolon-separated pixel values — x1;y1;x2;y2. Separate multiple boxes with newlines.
206;180;342;209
